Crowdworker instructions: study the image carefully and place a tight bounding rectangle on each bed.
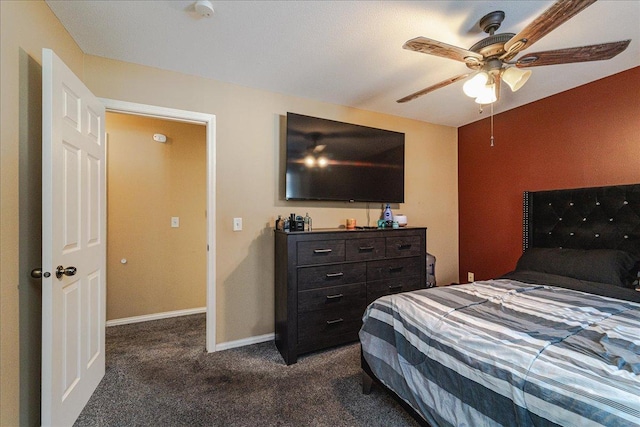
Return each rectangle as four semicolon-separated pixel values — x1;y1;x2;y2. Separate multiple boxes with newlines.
359;184;640;426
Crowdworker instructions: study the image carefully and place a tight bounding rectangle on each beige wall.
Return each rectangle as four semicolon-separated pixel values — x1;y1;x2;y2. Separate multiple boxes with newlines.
83;55;460;344
106;113;207;320
1;1;86;425
0;1;459;424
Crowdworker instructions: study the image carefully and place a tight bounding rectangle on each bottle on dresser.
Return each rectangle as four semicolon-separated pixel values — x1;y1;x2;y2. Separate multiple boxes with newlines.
383;204;393;227
304;212;312;231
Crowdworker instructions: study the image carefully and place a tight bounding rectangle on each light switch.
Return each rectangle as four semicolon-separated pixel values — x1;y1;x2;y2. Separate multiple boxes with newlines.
171;217;180;228
233;217;242;231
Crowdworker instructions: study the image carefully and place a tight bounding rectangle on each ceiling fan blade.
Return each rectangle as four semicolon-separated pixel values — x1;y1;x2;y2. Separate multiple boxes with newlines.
516;40;631;68
397;73;471;103
403;37;483;65
503;0;597;61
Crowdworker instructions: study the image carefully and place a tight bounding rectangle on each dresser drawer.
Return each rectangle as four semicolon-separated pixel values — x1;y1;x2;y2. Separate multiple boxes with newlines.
367;256;422;281
297;328;360;354
345;238;385;261
386;235;422;258
297;240;345;265
297;305;365;351
298;283;366;313
367;275;422;304
298;263;366;291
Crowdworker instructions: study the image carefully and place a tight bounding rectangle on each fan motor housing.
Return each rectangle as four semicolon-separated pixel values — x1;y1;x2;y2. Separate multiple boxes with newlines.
469;33;515;58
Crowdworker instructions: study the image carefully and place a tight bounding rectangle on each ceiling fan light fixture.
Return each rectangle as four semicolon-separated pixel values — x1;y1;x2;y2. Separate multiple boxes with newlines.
502;67;532;92
463;72;490;98
475;83;497;104
317;156;329;168
304;154;316;167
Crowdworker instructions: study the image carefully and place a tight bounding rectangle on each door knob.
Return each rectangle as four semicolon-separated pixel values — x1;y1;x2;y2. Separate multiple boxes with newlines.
31;268;51;279
56;265;77;279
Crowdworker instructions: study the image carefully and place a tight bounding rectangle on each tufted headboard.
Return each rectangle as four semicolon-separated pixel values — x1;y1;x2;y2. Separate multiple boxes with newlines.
523;184;640;258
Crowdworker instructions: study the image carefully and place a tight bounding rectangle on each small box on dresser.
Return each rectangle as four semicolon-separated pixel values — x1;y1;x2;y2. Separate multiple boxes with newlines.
274;227;427;365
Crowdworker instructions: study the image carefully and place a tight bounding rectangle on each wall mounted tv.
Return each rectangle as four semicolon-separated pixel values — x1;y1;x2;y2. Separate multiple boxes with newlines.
285;113;405;203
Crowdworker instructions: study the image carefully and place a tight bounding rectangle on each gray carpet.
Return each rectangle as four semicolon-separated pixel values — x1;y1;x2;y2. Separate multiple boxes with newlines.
74;314;419;426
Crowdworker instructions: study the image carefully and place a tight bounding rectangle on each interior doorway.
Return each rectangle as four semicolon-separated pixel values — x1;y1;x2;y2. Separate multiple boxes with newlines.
101;99;217;352
105;112;206;324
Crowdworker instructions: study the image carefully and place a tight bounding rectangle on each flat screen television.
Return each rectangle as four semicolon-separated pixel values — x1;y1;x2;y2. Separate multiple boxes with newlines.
285;113;405;203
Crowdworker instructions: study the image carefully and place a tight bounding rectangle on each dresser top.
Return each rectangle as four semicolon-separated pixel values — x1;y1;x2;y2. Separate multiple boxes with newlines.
275;226;426;236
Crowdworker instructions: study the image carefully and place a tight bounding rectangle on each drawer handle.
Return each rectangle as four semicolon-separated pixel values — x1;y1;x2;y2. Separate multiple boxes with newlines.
389;285;403;292
359;246;374;251
388;266;404;273
325;272;344;278
397;243;412;250
326;293;344;300
314;248;333;254
326;318;344;325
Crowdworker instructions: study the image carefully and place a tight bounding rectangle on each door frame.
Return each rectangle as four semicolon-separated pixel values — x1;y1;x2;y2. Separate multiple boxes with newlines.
100;98;217;352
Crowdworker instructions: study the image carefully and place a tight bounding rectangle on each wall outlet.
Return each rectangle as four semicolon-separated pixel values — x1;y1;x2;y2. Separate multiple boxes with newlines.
233;217;242;231
467;272;475;282
171;217;180;228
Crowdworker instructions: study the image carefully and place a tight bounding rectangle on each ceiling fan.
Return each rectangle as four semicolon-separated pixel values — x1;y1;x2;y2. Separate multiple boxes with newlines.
397;0;631;104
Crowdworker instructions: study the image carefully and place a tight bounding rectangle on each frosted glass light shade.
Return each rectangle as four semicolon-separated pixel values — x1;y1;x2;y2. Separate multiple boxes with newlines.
463;72;489;98
474;84;497;104
502;67;531;92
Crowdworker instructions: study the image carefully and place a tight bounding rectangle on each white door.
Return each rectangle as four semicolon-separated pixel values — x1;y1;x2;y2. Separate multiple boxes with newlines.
41;48;106;426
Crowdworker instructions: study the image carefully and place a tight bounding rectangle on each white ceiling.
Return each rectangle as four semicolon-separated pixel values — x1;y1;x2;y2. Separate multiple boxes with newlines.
46;0;640;128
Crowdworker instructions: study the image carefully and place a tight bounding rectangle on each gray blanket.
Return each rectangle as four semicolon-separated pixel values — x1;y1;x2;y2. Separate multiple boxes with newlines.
360;279;640;426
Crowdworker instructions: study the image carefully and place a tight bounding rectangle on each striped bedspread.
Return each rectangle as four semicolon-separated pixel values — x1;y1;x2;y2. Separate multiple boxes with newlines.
359;279;640;427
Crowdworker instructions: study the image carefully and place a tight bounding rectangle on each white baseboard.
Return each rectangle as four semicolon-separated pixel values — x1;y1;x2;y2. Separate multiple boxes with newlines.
106;307;206;327
106;307;274;352
215;333;275;351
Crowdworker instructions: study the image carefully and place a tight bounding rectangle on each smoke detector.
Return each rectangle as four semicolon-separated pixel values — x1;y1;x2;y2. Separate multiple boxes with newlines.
194;0;214;18
153;133;167;143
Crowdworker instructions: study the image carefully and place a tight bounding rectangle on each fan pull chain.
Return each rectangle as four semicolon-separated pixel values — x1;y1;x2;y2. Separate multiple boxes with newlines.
490;102;495;147
477;104;495;146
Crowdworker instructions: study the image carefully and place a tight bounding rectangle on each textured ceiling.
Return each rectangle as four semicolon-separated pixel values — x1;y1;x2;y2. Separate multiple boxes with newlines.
46;0;640;127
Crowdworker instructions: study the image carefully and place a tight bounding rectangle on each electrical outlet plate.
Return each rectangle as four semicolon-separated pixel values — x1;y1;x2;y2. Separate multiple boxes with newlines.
233;217;242;231
467;272;475;282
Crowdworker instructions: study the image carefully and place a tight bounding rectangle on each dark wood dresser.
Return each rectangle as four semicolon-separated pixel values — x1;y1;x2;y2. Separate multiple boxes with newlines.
274;227;427;365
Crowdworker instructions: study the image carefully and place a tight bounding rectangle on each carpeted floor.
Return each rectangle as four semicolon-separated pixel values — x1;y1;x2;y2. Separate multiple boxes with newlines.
74;314;419;426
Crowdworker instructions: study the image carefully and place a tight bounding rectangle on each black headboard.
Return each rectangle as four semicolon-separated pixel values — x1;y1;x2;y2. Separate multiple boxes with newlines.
523;184;640;258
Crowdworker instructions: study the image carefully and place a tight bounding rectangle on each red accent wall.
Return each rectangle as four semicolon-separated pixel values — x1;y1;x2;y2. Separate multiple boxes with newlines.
458;66;640;283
